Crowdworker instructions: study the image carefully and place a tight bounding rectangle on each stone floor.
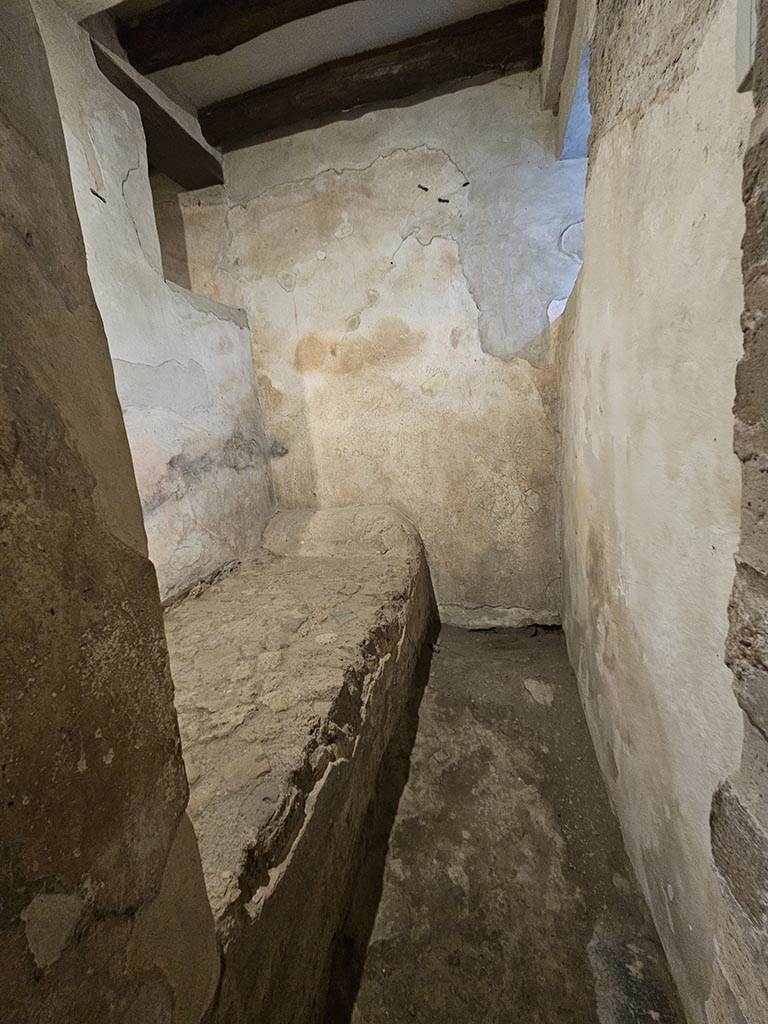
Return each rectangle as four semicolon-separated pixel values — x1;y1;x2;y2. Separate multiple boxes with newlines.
325;625;685;1024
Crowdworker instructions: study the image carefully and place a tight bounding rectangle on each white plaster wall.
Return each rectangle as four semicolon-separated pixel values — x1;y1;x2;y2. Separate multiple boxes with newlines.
558;2;751;1019
177;75;586;626
36;0;274;602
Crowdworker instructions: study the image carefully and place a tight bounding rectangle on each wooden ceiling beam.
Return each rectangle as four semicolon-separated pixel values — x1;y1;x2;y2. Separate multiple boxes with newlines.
118;0;357;75
92;42;223;190
200;2;546;151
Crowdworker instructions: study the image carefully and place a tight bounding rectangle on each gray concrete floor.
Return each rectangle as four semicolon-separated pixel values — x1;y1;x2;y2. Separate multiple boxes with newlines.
325;626;684;1024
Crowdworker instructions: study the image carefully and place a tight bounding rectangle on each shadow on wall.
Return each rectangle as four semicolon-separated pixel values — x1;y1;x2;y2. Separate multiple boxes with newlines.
170;183;323;511
150;171;192;290
322;625;437;1023
561;44;592;161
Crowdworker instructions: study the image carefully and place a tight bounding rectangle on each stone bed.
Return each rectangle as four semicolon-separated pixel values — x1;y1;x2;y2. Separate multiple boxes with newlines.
163;506;435;1024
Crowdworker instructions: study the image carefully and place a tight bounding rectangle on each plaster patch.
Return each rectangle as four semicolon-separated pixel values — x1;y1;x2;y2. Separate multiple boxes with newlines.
22;893;84;969
524;677;555;706
548;298;569;323
560;221;585;261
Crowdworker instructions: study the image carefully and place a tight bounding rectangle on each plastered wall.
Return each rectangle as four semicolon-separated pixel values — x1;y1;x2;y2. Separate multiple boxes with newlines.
556;1;751;1019
173;74;586;627
36;0;275;602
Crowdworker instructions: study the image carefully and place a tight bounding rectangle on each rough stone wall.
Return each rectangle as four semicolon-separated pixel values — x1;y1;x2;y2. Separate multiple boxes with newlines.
0;2;218;1019
35;0;275;603
174;75;586;627
588;0;719;145
707;2;768;1020
557;1;752;1020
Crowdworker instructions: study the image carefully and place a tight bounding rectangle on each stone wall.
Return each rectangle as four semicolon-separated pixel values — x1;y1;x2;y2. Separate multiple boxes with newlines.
172;75;586;627
556;1;752;1020
0;2;217;1019
35;0;275;603
707;1;768;1020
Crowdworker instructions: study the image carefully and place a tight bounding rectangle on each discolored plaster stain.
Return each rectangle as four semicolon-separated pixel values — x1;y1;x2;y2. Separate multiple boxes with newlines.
141;430;266;519
420;370;449;397
293;332;326;374
257;373;285;412
450;326;465;349
277;270;296;292
294;317;426;376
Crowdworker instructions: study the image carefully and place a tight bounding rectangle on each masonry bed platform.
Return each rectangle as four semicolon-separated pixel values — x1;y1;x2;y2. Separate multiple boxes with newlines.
163;506;435;1024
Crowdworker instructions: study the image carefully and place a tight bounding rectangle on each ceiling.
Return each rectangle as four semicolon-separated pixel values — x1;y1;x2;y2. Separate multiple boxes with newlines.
61;0;512;110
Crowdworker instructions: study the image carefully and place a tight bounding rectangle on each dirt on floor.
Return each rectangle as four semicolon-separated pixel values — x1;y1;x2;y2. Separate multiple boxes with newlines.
324;625;685;1024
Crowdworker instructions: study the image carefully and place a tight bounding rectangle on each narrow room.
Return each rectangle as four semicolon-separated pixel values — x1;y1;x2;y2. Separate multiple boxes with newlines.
2;2;766;1022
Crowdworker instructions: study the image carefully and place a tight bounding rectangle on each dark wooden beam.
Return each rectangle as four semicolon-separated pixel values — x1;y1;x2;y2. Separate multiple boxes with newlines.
92;42;223;191
200;2;546;152
118;0;357;75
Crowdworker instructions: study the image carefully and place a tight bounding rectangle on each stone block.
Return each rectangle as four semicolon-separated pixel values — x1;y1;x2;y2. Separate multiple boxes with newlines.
164;507;436;1023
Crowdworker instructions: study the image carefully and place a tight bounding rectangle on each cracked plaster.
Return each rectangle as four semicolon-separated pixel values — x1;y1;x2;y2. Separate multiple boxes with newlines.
36;0;275;602
175;74;586;626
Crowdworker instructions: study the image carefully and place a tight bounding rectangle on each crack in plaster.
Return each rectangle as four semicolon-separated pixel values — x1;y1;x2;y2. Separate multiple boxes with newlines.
120;157;153;264
225;144;489;352
387;230;484;345
203;144;559;373
210;145;487;347
167;281;248;328
223;146;470;209
115;356;206;373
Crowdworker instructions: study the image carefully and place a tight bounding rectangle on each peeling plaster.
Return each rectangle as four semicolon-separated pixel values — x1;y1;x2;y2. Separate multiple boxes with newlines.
177;76;586;626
